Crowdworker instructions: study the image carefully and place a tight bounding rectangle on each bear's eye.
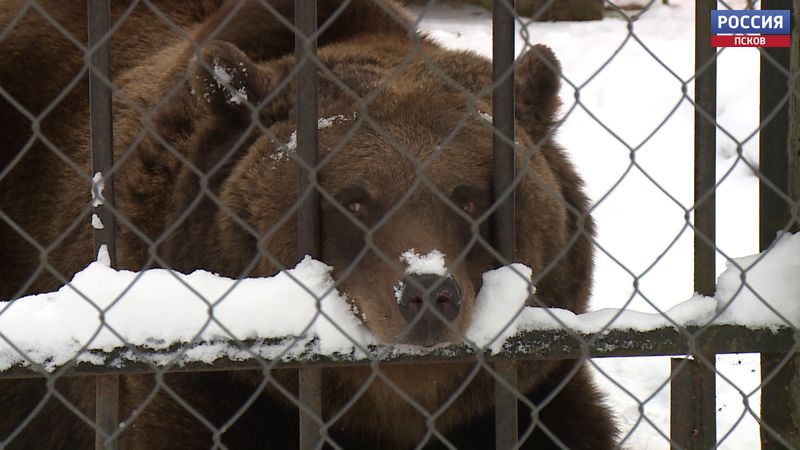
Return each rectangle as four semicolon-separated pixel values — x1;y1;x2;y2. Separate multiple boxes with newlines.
461;200;477;216
347;201;367;218
335;186;371;221
452;185;486;218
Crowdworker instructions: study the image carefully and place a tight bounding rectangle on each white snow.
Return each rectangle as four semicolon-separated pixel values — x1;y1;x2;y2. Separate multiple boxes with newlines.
91;213;104;230
400;249;448;276
211;59;248;105
272;130;297;159
212;60;232;84
465;264;534;352
317;114;348;129
9;241;794;369
0;257;372;371
519;294;718;334
393;281;405;304
271;114;355;161
91;172;105;207
96;244;111;267
0;257;730;371
715;232;800;328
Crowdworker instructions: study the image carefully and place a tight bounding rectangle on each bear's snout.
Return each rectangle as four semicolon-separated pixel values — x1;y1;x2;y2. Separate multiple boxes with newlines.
397;274;461;347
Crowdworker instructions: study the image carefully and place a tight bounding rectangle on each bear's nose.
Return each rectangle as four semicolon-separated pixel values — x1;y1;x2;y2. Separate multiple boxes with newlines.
398;274;461;324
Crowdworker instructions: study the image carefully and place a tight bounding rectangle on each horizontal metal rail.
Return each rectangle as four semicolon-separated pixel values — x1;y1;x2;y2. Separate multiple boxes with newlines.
0;324;796;379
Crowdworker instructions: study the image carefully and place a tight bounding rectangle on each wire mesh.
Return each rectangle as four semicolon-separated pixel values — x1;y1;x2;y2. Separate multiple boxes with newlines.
0;0;798;449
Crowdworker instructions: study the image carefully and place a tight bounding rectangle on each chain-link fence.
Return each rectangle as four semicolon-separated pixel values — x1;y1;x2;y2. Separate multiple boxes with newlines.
0;0;798;449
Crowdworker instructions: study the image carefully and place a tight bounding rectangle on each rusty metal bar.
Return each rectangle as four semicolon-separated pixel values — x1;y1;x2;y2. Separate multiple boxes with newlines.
760;2;799;448
295;0;319;257
87;0;118;449
671;2;718;448
95;375;119;450
759;0;793;250
792;0;800;225
299;367;322;450
295;1;322;449
0;325;797;380
492;1;518;448
779;6;800;445
88;0;115;264
694;0;717;297
494;360;518;450
492;1;516;263
761;353;800;449
670;357;716;450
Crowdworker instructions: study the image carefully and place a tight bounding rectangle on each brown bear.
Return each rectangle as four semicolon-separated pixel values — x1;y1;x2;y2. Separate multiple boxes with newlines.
0;0;617;448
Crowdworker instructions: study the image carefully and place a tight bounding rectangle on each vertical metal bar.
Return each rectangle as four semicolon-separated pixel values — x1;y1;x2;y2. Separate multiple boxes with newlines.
670;358;716;450
494;361;518;450
695;1;717;298
299;367;322;450
295;1;322;449
296;1;319;257
760;353;800;448
88;0;116;264
492;0;516;263
88;1;118;449
492;1;518;449
759;0;792;250
760;2;799;447
792;1;800;229
670;2;718;449
95;375;119;450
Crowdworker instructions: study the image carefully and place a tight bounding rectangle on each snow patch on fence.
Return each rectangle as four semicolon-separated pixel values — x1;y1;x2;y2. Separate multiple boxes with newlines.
1;232;797;371
715;231;800;328
466;264;534;353
91;172;105;207
91;213;104;230
0;257;371;371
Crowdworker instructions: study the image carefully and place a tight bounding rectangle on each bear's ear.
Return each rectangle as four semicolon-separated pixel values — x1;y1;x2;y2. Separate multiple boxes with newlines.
190;40;272;119
514;44;563;134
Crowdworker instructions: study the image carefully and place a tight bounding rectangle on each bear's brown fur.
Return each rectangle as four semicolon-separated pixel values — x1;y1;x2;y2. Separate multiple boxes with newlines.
0;0;617;448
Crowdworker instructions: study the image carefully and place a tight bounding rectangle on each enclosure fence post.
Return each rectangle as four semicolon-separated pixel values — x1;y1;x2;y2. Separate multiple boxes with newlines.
295;1;323;449
86;0;119;449
87;0;118;449
759;4;794;250
492;1;518;449
494;360;518;450
669;1;718;448
779;1;800;447
670;357;716;450
760;1;800;448
694;0;717;300
95;375;119;450
793;0;800;225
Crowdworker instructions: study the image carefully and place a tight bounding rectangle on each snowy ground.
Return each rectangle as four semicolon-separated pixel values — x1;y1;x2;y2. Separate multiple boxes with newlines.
412;1;764;448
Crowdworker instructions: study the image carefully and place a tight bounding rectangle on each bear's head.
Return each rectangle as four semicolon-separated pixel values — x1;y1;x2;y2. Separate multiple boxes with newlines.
182;39;588;350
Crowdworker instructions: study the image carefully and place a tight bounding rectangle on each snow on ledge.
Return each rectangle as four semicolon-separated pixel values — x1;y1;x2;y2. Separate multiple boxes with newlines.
715;231;800;328
1;232;797;372
0;257;371;372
